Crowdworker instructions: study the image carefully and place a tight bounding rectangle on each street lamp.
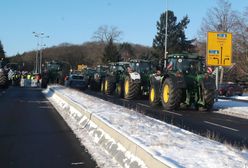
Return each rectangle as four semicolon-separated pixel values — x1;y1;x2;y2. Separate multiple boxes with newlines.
164;0;168;68
32;32;49;73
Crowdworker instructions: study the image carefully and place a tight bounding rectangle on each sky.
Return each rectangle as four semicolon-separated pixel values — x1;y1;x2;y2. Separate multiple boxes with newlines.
0;0;248;56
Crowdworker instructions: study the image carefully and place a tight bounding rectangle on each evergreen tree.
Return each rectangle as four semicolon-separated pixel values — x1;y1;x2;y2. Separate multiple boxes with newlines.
153;10;195;60
102;38;120;63
0;41;6;59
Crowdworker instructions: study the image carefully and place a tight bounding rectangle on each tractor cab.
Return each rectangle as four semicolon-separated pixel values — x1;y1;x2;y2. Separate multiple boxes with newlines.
129;59;153;75
166;54;205;75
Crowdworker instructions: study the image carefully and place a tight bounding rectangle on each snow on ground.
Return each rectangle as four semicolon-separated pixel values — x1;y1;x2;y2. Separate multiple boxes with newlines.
214;94;248;119
45;85;248;168
43;88;122;168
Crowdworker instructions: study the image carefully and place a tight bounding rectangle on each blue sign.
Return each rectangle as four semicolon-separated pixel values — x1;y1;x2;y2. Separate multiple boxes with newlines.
209;50;219;54
217;33;227;38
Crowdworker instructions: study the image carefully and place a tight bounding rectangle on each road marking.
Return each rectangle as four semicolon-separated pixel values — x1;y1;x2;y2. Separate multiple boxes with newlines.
204;121;239;132
162;110;183;116
71;162;84;165
137;103;150;108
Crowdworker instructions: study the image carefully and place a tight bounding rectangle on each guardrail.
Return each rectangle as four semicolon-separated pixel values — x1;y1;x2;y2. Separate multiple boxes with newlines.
47;87;172;168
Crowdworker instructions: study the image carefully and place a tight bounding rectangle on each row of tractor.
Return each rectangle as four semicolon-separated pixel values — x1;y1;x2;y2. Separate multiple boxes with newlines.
84;53;216;111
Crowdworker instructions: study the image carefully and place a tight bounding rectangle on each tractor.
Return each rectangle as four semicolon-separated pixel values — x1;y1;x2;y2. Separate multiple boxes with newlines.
89;65;107;91
0;59;9;88
149;54;216;110
129;59;155;96
102;62;141;100
41;60;71;88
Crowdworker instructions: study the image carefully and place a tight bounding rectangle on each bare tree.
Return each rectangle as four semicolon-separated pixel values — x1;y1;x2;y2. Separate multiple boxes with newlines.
198;0;242;83
92;25;122;44
199;0;239;40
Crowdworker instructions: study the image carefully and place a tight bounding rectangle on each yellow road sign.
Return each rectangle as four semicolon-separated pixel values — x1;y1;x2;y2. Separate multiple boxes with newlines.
206;32;232;66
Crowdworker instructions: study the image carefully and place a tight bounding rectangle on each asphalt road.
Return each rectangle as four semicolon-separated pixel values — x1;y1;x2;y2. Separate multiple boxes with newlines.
85;89;248;149
0;87;97;168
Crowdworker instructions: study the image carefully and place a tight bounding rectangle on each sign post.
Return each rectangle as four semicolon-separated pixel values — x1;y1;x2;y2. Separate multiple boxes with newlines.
207;32;232;91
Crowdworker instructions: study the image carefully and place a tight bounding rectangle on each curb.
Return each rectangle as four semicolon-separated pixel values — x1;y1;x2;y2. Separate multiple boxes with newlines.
48;87;172;168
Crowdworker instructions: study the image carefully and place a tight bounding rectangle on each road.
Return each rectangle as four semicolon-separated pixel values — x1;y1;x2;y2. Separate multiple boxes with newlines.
85;90;248;149
0;87;97;168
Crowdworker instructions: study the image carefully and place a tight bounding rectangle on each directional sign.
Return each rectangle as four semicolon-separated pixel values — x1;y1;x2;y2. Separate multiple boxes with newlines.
207;32;232;66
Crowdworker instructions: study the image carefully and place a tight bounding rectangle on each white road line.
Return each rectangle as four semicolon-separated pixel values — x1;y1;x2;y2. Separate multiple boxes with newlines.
137;103;150;108
204;121;239;132
162;110;183;116
71;162;84;165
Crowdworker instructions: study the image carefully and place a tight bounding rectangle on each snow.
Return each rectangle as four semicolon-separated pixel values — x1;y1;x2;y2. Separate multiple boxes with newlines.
214;94;248;119
44;85;248;168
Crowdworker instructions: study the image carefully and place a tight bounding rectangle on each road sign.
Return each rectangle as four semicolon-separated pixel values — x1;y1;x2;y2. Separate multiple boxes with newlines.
206;32;232;66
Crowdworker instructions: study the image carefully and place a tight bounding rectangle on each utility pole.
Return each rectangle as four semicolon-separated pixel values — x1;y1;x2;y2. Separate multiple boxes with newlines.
164;0;168;68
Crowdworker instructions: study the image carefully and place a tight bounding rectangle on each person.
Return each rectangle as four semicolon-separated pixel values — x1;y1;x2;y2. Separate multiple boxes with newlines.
155;67;162;76
127;66;133;73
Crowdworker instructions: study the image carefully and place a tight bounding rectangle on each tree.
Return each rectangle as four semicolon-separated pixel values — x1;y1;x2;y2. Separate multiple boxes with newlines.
198;0;245;83
199;0;239;39
153;10;195;60
119;42;135;61
102;38;120;63
0;41;6;59
92;25;122;44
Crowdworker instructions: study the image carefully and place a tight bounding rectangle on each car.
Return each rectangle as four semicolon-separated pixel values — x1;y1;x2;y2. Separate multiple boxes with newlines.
218;82;243;97
64;74;87;90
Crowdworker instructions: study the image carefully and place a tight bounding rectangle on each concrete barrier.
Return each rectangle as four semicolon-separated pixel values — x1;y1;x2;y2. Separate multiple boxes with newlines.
47;87;172;168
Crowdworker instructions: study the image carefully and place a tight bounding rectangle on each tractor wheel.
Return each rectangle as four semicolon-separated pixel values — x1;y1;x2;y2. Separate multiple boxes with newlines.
0;72;8;88
104;77;115;95
161;78;182;110
203;89;215;111
115;82;124;98
124;76;140;100
89;79;95;91
100;79;105;93
149;84;160;106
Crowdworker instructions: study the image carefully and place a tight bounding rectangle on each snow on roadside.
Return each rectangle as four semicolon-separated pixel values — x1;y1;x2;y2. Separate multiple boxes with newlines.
214;98;248;119
43;88;122;168
46;85;248;168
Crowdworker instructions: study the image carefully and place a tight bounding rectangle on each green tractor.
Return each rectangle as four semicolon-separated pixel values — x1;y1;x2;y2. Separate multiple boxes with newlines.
102;62;129;96
0;59;8;88
149;54;216;110
102;62;141;100
89;65;107;91
41;60;71;88
129;59;155;96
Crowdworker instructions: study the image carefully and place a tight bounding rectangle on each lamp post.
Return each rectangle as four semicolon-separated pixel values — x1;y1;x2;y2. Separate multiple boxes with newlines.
32;32;49;73
164;0;168;68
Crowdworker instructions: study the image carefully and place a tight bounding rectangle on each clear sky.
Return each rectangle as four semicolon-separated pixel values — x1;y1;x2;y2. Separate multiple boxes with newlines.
0;0;247;56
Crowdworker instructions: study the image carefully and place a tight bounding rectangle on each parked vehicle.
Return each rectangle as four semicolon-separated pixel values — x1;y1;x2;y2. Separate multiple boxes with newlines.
64;74;87;90
82;67;96;87
150;53;216;110
129;59;155;96
89;65;108;91
0;59;8;88
218;82;243;97
102;62;131;97
41;60;71;88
